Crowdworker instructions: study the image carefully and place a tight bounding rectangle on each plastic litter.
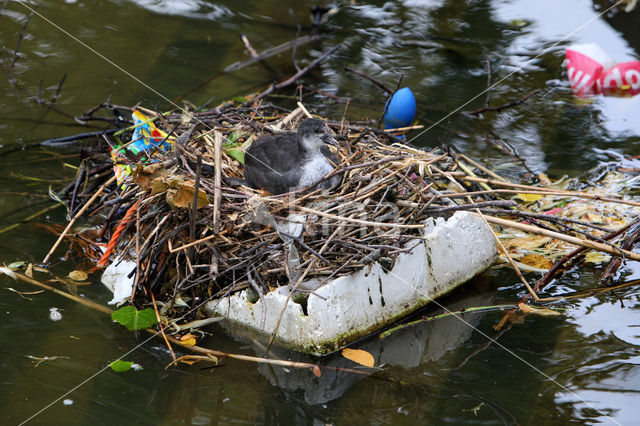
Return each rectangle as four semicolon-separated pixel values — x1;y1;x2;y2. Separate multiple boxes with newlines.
565;43;640;97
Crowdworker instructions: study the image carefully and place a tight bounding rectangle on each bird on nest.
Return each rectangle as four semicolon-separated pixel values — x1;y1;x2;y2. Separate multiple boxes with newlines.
243;118;342;195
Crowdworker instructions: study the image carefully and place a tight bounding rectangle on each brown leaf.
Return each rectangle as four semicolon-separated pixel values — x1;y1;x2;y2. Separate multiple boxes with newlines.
341;348;375;367
518;302;562;316
150;177;169;196
133;164;168;190
519;254;553;270
313;365;322;377
25;263;34;278
68;270;88;281
167;182;210;210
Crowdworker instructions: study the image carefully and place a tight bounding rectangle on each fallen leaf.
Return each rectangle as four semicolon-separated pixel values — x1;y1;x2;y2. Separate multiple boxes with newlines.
585;251;611;264
133;164;168;190
313;365;322;377
180;333;197;346
341;348;375;367
226;148;244;164
519;254;553;270
151;177;169;195
166;181;210;210
503;236;552;253
25;263;34;278
68;270;88;281
0;266;17;281
516;193;543;203
109;360;139;372
111;306;158;331
518;303;562;316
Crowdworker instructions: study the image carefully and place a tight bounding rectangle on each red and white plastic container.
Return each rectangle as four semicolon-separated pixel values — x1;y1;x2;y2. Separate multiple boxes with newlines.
565;44;640;97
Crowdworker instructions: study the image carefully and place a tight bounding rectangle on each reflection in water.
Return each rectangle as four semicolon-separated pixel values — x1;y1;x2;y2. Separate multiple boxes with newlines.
124;0;231;20
253;290;494;406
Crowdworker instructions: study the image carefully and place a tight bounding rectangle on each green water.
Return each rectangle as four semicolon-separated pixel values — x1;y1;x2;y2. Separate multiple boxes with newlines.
1;1;639;424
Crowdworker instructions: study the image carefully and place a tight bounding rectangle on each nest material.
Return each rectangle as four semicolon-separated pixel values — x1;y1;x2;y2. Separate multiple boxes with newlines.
69;100;640;321
69;102;502;316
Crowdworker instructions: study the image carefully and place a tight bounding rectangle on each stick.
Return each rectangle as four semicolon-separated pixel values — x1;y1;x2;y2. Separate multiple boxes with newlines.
447;174;640;207
344;66;393;94
11;271;376;376
213;131;223;234
13;272;113;314
43;174;117;264
465;89;541;115
476;214;640;261
0;203;62;235
255;44;343;100
296;101;313;118
476;211;539;300
9;4;38;85
174;34;322;103
39;129;120;146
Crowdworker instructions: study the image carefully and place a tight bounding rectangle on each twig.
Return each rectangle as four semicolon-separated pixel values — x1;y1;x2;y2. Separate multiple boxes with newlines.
476;214;640;261
465;89;541;116
213;131;223;234
0;203;62;235
446;174;640;207
255;44;343;100
344;66;393;94
9;3;39;85
421;200;517;214
151;292;176;360
39;129;120;146
476;211;539;300
174;34;322;103
43;174;117;264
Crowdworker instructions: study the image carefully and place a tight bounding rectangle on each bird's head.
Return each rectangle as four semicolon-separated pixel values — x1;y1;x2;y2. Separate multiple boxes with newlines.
298;118;338;150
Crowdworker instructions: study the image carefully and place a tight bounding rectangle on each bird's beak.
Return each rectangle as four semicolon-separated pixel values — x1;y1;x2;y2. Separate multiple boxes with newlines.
323;134;339;147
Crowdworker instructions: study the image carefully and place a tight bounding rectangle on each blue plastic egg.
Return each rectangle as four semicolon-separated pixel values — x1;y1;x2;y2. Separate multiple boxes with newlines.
383;87;416;129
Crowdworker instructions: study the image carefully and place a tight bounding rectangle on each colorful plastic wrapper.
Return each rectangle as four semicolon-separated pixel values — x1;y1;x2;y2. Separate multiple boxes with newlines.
566;43;640;97
110;110;176;187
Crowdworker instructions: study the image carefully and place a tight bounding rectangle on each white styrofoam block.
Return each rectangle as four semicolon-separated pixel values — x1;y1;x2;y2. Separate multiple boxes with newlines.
205;211;498;355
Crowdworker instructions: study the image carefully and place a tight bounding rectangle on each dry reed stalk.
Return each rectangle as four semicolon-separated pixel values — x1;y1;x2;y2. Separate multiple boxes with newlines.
43;174;117;264
476;214;640;261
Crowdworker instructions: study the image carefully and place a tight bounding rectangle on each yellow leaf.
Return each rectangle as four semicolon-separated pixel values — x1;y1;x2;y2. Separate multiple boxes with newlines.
503;236;552;252
341;348;375;367
519;254;553;270
518;303;562;316
515;193;544;202
167;182;209;209
584;251;611;264
68;270;88;281
180;333;197;346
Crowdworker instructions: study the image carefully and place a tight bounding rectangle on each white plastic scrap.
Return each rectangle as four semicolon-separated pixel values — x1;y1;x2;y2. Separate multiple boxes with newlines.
101;257;136;305
49;307;62;322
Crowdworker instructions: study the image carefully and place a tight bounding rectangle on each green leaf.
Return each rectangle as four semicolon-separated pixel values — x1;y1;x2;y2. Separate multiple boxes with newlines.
226;148;244;164
111;306;158;331
109;360;134;372
226;131;240;145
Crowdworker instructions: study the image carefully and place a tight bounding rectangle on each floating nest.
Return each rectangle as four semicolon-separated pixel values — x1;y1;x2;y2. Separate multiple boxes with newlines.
62;100;640;322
